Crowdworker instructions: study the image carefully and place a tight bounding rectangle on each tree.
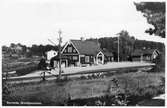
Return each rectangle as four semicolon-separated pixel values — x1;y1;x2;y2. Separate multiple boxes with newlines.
134;2;165;38
38;57;47;70
118;30;135;61
134;2;165;72
88;33;164;62
2;45;8;52
10;43;16;48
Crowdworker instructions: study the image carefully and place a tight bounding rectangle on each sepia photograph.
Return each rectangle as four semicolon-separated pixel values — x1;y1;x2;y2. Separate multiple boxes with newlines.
0;0;166;106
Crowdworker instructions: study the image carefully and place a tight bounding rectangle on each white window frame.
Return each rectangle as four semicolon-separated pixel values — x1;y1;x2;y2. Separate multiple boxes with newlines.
73;56;78;60
85;56;89;62
68;47;72;52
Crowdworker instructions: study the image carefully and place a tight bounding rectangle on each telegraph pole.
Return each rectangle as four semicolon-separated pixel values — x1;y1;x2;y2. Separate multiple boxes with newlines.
58;29;62;80
117;34;120;62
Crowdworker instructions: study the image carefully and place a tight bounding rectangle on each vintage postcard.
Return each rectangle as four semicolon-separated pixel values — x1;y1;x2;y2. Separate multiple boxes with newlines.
1;0;165;106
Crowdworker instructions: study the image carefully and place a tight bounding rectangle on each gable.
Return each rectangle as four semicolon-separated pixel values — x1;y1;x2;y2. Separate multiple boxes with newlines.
97;51;104;57
152;49;160;58
61;41;79;54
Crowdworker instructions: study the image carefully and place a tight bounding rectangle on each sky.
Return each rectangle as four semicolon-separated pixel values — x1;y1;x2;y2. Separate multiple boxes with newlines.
0;0;165;46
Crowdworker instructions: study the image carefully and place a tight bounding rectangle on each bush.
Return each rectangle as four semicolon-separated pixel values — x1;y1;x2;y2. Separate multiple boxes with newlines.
2;82;11;105
16;64;38;76
55;76;70;83
152;53;165;72
80;75;87;79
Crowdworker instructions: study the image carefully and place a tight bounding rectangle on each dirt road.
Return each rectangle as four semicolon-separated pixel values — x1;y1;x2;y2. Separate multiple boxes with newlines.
6;62;154;83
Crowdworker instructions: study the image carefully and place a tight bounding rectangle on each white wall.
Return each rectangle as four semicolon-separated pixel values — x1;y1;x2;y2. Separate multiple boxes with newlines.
46;50;57;60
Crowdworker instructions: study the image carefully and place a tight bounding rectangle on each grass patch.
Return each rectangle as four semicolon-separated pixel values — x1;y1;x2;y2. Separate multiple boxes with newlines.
3;71;165;106
2;56;40;76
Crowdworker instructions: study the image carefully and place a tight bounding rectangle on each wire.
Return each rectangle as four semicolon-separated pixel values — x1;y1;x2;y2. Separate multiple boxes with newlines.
48;39;57;46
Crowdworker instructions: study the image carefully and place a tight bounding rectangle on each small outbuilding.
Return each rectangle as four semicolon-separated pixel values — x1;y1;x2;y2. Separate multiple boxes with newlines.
46;50;58;61
131;49;160;62
50;54;69;68
103;50;114;63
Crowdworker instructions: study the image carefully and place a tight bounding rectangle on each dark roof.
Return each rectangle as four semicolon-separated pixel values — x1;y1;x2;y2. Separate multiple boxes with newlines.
131;49;143;56
132;49;158;56
71;40;102;55
102;49;113;57
103;51;113;57
144;49;156;55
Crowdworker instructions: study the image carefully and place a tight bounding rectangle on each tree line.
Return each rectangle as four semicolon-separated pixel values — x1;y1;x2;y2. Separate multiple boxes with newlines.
2;43;58;57
87;30;165;61
2;30;164;60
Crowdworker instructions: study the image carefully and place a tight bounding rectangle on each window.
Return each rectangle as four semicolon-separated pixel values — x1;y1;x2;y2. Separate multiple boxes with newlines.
73;49;76;53
98;53;102;56
68;47;72;52
85;56;89;62
73;56;78;60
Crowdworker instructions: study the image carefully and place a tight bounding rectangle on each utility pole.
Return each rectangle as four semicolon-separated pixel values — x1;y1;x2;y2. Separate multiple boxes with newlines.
58;29;62;80
117;34;120;62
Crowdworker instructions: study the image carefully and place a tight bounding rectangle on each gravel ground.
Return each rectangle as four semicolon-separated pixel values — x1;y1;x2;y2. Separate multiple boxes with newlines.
11;62;154;79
